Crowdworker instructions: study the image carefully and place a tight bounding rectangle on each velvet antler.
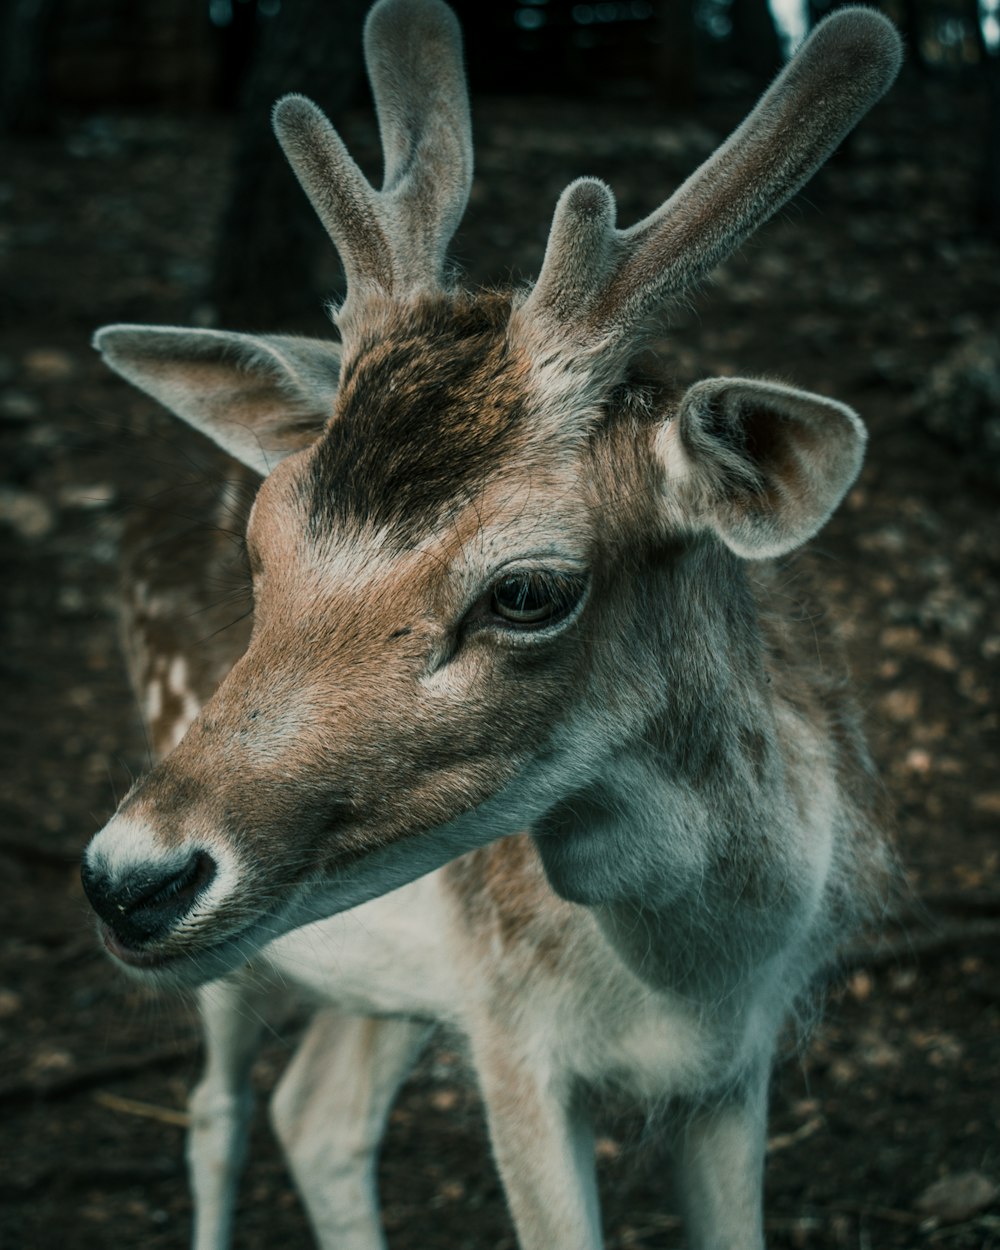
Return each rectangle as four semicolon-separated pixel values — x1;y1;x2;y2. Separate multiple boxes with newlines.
519;8;902;344
272;0;472;330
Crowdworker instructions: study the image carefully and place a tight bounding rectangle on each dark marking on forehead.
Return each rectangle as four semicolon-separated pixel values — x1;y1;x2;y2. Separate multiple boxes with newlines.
307;292;530;547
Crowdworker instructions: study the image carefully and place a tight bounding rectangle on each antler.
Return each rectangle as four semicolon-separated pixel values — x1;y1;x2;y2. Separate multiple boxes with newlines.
272;0;472;329
520;7;902;343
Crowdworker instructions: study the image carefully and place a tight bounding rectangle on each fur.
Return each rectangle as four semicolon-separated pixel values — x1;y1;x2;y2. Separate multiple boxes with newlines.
79;4;902;1248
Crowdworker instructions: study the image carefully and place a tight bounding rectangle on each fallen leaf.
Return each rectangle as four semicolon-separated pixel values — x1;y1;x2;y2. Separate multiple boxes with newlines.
915;1171;998;1223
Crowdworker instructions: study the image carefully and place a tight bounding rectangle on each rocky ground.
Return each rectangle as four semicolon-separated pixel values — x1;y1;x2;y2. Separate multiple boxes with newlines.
1;69;998;1249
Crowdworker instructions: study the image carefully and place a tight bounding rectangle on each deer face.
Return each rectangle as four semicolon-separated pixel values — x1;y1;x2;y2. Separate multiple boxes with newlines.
80;298;866;987
81;300;626;984
80;0;901;984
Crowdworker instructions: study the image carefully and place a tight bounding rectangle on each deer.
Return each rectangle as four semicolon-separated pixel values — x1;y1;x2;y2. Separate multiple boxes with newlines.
80;2;902;1247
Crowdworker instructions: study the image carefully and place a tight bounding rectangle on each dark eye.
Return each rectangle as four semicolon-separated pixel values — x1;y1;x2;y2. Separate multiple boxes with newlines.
489;572;584;629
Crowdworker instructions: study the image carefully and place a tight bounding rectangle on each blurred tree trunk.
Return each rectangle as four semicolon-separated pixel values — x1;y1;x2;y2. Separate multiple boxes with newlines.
0;0;59;135
654;0;696;106
985;64;1000;239
207;0;369;333
730;0;783;79
898;0;929;74
974;4;1000;239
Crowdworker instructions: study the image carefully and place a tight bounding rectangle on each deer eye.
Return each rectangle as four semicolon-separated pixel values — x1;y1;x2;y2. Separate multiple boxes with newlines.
489;571;585;629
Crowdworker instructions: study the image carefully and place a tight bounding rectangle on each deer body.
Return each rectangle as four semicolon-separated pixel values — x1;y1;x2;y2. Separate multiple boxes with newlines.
81;3;902;1247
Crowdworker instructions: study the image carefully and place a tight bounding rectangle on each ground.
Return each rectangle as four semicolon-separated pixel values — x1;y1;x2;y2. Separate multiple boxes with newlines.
1;70;998;1249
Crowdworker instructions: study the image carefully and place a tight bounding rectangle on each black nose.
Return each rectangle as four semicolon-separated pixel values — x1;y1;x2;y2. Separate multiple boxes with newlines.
81;851;216;949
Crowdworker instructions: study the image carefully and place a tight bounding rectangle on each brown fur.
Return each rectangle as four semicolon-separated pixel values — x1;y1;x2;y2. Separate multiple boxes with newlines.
80;7;904;1246
445;835;576;973
308;293;532;545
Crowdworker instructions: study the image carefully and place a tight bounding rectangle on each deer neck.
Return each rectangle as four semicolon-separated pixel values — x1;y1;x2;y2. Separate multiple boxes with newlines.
532;541;827;997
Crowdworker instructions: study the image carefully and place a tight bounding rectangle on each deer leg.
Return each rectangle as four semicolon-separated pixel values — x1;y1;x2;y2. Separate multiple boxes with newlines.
669;1062;771;1250
188;974;271;1250
270;1011;430;1250
472;1038;602;1250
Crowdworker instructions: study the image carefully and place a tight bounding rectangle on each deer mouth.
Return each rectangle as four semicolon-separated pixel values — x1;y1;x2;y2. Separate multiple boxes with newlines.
100;923;172;969
96;914;273;986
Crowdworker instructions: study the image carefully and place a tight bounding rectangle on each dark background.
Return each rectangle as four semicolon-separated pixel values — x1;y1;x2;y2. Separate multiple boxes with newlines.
0;2;998;1247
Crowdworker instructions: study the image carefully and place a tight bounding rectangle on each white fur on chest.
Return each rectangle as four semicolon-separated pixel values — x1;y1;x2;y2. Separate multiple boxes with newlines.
261;863;758;1108
260;871;462;1021
500;934;758;1104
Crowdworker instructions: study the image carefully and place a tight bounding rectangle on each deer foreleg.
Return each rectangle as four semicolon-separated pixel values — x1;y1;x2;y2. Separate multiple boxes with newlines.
188;974;270;1250
473;1035;602;1250
669;1062;770;1250
270;1011;430;1250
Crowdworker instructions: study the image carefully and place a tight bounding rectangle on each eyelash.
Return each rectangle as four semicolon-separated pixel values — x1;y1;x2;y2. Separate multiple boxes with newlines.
480;569;588;632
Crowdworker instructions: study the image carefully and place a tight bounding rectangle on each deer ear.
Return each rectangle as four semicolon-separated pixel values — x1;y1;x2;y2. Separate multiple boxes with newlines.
658;377;866;560
94;325;342;476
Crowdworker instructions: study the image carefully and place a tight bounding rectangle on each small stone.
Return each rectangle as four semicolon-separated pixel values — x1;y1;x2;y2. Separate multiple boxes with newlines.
922;644;958;672
829;1057;856;1085
29;1047;74;1075
57;482;116;510
861;1038;901;1069
905;749;932;775
0;988;23;1018
880;626;921;650
915;1171;998;1223
958;669;993;706
859;525;906;554
0;487;55;539
0;389;41;420
880;688;921;723
58;585;87;614
889;967;917;993
23;348;76;379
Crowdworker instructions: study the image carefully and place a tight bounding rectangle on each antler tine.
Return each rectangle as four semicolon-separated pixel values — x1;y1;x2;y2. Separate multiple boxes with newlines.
522;7;902;342
272;94;393;301
364;0;473;284
272;0;471;329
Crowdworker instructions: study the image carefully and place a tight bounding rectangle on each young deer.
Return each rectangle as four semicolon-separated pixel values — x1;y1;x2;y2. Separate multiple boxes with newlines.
81;3;902;1247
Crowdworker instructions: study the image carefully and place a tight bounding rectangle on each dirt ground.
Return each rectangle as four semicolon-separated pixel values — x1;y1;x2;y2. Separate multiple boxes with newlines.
1;68;998;1250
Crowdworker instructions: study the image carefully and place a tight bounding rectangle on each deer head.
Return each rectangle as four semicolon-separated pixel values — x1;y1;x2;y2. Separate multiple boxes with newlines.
81;0;901;985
